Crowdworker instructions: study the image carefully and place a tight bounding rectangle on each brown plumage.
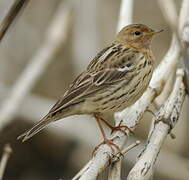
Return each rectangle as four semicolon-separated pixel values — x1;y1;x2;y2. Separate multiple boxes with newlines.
18;24;163;143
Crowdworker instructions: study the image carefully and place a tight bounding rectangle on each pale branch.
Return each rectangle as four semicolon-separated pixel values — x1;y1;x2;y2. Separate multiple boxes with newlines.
0;2;72;131
147;66;176;148
0;0;30;42
158;0;179;38
127;69;186;180
108;161;121;180
108;141;140;180
135;66;181;177
0;144;12;180
153;68;176;109
158;0;189;94
72;161;93;180
117;0;133;32
72;0;99;74
179;0;189;94
111;141;141;163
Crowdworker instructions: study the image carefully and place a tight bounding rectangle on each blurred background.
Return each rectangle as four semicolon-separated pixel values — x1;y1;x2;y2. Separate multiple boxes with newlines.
0;0;188;179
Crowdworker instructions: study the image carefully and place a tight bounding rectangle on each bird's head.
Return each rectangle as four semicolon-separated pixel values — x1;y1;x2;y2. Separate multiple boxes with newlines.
116;24;163;50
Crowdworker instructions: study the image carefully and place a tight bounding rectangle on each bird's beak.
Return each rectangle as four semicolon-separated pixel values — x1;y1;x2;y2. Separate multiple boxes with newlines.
150;29;164;35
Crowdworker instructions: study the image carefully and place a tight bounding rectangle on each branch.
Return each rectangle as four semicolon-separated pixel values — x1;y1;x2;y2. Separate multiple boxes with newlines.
108;141;140;180
158;0;189;94
0;144;12;180
0;2;73;131
116;0;133;32
127;68;186;180
179;0;189;94
0;0;30;42
108;160;121;180
158;0;179;37
153;68;176;109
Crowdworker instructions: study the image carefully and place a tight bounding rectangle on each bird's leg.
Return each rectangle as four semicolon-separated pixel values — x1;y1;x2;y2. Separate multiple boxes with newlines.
98;116;114;129
93;114;121;156
98;116;133;135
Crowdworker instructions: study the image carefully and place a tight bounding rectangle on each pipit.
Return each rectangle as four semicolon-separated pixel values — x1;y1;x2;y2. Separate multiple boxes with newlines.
18;24;163;152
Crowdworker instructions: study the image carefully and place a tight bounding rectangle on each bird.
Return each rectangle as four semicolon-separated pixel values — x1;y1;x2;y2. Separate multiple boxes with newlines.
18;24;163;150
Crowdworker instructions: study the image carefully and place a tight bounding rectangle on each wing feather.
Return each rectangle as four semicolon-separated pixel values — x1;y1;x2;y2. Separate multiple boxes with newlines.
47;44;139;116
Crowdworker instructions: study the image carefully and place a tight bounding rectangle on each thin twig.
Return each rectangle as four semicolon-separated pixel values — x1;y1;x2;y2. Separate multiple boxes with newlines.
72;161;93;180
113;141;141;163
108;141;140;180
0;0;30;42
0;144;12;180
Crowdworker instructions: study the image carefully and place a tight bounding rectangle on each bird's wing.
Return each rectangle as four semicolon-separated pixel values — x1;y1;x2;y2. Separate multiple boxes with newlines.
48;45;139;115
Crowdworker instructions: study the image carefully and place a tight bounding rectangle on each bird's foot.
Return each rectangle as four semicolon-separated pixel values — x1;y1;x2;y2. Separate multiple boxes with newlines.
111;120;134;135
92;138;121;157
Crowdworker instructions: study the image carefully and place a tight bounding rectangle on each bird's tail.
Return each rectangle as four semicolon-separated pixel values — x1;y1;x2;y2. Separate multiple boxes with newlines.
17;95;83;142
17;116;53;142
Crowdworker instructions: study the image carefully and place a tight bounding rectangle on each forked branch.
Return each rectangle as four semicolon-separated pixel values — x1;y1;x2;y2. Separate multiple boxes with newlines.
127;69;186;180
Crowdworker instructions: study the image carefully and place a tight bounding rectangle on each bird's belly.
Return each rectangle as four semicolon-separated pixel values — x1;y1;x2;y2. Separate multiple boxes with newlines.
85;68;153;114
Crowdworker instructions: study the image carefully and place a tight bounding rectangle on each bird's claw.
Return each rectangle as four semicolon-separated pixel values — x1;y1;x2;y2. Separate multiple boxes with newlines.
111;120;134;135
92;138;121;157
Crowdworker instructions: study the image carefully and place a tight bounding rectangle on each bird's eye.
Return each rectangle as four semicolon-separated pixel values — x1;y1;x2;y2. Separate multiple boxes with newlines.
134;31;141;36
